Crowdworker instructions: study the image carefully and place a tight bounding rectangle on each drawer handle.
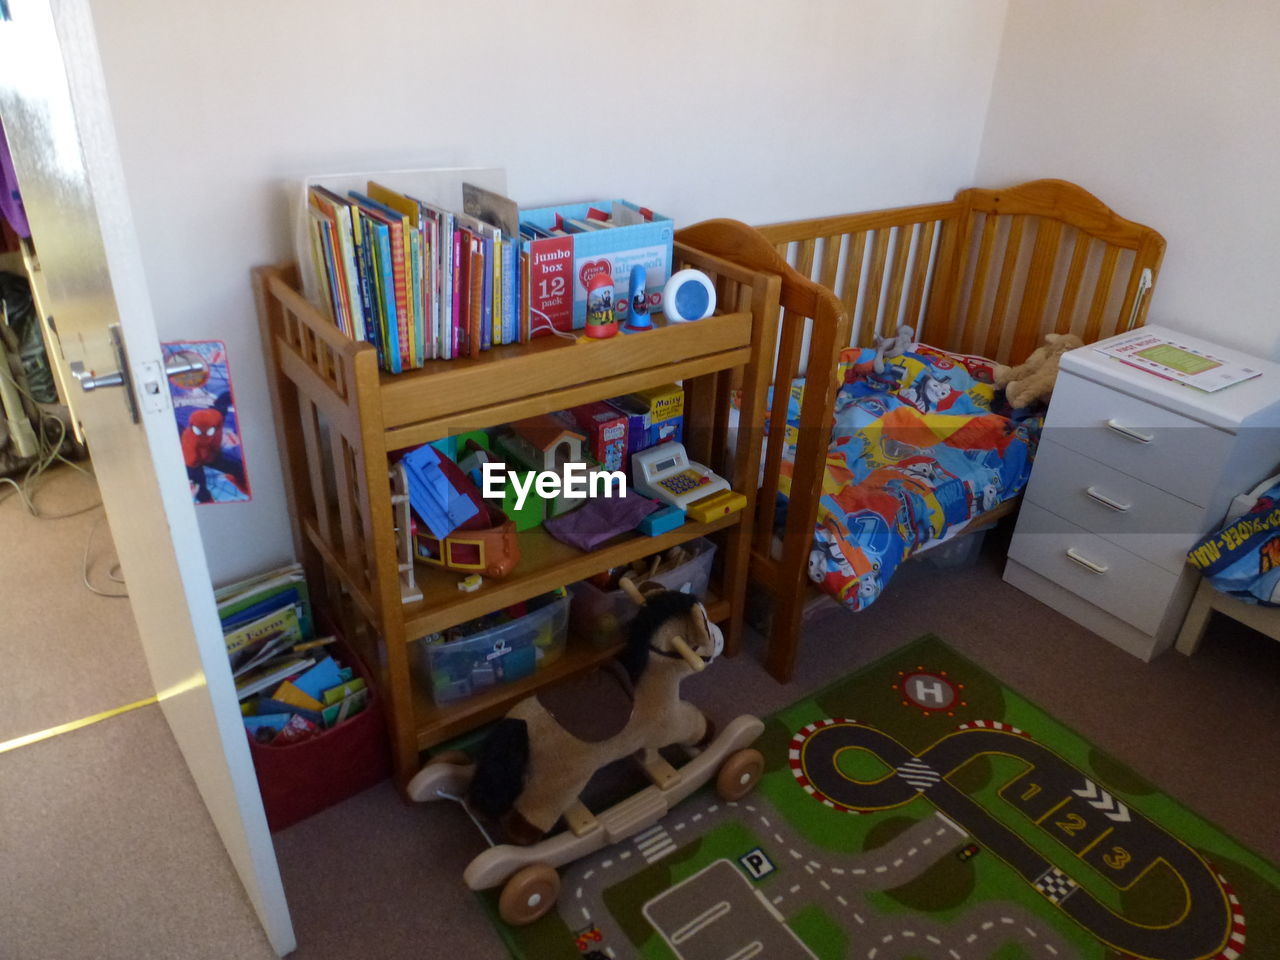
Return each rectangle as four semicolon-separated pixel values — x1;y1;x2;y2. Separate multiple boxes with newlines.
1085;486;1131;512
1066;548;1109;575
1105;419;1154;444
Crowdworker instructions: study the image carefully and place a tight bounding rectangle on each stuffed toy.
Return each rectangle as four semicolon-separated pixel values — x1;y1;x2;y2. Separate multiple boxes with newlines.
872;324;914;374
466;583;722;845
992;332;1083;409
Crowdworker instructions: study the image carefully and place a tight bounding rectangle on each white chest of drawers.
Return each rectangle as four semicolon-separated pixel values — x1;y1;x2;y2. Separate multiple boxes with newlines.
1004;326;1280;660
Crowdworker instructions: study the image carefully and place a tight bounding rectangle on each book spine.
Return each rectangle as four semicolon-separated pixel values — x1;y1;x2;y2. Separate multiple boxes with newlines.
315;218;347;334
451;228;464;358
386;218;410;370
502;236;517;344
520;247;531;343
373;219;400;373
439;212;453;360
481;234;494;351
492;236;503;347
469;237;484;359
355;212;378;358
357;213;387;370
333;205;365;339
409;227;425;367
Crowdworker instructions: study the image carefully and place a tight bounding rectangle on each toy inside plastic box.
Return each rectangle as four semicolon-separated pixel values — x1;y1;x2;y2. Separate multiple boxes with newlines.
419;592;568;705
521;200;673;337
568;538;716;648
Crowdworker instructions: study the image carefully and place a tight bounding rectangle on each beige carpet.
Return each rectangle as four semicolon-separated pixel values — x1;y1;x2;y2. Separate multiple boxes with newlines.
274;523;1280;959
0;464;276;960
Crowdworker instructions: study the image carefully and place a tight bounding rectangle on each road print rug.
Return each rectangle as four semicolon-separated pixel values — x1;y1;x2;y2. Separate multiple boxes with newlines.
482;636;1278;959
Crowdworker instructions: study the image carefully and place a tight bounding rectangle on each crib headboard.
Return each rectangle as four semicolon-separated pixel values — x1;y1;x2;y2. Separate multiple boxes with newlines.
754;179;1166;366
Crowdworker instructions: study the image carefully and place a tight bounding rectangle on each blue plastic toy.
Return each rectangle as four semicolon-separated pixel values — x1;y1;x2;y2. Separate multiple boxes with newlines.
638;504;686;536
623;264;654;333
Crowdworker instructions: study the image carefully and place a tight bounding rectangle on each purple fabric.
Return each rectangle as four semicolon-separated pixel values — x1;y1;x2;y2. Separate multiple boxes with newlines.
0;122;31;238
543;490;658;551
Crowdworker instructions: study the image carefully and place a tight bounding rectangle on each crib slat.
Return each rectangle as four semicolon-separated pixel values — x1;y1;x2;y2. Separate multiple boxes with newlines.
1084;244;1121;342
794;238;816;280
985;215;1025;360
1055;232;1091;333
960;214;997;355
841;232;869;345
861;229;891;341
755;309;805;558
902;220;936;330
817;234;842;291
1011;218;1062;361
881;225;913;333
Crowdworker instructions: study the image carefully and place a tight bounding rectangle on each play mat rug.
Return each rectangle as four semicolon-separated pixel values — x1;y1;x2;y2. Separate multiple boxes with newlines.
481;636;1278;960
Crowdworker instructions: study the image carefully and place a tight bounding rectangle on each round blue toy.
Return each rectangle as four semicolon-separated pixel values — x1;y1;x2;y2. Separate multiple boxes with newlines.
661;268;717;323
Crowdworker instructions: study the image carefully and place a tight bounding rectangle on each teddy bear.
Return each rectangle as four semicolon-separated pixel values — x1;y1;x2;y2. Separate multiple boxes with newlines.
992;332;1084;409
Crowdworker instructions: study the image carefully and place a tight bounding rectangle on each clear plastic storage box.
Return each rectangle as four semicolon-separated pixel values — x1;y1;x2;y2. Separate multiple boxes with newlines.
569;538;717;648
418;593;568;706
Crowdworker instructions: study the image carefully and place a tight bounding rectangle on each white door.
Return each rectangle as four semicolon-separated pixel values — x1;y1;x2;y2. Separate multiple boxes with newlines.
0;0;294;953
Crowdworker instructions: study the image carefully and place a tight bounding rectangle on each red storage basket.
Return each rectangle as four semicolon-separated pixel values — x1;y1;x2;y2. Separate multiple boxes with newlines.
247;638;391;831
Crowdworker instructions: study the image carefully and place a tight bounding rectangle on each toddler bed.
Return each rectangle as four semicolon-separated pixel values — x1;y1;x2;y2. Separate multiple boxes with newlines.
678;180;1165;680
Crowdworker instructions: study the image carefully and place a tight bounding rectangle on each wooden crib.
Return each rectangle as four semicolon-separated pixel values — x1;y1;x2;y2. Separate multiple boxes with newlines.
677;179;1166;681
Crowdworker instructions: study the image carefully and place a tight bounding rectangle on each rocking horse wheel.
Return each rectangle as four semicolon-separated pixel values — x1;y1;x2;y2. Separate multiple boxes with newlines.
498;863;560;926
716;748;764;802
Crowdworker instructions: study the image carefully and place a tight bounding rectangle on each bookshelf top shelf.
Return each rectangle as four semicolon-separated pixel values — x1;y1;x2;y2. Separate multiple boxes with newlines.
376;309;753;446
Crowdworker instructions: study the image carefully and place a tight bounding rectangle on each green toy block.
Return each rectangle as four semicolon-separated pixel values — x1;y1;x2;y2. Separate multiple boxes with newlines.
496;469;545;532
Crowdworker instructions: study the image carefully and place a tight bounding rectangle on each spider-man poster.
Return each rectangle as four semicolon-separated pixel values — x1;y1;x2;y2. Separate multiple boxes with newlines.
162;340;252;505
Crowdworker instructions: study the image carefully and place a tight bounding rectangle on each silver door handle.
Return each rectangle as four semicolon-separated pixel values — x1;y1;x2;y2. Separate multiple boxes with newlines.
1105;419;1153;444
71;355;204;391
1085;486;1131;512
69;324;205;424
1066;547;1108;574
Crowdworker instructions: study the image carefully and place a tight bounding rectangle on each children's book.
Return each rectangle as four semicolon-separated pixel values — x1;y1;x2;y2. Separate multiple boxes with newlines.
350;192;412;371
236;656;316;701
309;187;366;339
1094;330;1262;393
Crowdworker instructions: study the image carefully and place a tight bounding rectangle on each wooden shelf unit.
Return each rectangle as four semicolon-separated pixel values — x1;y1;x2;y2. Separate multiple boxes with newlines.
253;243;779;786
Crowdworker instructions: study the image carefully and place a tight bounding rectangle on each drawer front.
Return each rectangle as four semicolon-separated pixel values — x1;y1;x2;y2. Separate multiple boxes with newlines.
1042;372;1231;506
1008;502;1180;635
1024;439;1211;574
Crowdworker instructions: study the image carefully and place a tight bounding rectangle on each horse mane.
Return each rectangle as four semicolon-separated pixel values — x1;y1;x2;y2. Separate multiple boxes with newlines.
619;590;700;684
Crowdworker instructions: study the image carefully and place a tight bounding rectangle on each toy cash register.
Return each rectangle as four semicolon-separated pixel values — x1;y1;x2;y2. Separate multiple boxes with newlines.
631;442;729;509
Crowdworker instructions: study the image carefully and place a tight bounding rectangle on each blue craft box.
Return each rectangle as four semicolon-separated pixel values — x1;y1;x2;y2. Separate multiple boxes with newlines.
520;200;673;336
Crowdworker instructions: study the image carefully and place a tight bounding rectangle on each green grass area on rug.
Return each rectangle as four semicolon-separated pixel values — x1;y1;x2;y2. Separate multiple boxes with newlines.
477;635;1279;959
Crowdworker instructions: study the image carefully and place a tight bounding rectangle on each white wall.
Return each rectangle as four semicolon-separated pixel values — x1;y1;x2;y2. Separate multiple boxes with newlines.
977;0;1280;360
88;0;1008;582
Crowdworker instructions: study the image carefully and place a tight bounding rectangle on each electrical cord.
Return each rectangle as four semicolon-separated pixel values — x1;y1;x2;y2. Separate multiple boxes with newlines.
82;513;127;599
1;360;125;596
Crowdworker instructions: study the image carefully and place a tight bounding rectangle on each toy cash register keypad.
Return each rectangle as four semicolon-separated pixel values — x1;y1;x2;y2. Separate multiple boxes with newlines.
658;471;713;495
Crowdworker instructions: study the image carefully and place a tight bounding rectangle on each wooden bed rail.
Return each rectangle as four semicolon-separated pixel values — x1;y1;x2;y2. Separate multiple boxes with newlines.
757;179;1165;366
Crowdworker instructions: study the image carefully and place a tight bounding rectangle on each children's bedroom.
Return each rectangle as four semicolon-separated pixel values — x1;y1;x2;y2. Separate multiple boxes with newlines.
2;1;1278;958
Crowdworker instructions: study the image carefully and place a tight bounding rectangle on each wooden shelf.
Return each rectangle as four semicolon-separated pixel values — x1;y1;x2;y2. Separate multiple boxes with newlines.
411;592;728;751
403;512;740;639
377;310;752;441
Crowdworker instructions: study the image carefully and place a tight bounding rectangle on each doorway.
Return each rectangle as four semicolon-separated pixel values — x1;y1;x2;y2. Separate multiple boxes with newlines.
0;0;293;955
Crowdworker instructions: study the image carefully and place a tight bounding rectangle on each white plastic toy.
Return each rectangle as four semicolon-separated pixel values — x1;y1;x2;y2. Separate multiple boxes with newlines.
631;441;729;509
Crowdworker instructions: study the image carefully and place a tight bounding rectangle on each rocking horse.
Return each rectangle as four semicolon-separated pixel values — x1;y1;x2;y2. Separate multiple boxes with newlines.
407;581;765;925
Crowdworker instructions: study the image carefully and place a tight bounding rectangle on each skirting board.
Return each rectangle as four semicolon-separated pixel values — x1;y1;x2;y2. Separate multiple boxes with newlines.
1003;559;1179;662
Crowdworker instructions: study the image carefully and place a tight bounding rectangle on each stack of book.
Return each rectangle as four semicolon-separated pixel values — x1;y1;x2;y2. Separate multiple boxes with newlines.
307;180;524;371
217;563;368;744
306;182;669;370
